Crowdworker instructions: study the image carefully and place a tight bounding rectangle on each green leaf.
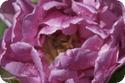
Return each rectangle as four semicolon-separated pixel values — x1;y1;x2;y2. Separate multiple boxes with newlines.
0;67;20;83
0;67;12;78
31;0;38;4
0;19;7;38
8;79;20;83
108;66;125;83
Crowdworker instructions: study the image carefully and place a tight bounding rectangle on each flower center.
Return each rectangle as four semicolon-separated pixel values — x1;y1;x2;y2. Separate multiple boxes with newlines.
43;33;73;63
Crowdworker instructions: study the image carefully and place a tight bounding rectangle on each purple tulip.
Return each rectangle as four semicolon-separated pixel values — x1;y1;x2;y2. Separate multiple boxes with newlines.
0;0;125;83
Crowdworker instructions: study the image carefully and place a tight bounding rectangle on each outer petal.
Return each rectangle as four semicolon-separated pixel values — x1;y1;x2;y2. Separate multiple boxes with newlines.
72;0;97;20
1;42;46;83
42;1;66;10
81;35;103;50
40;11;83;35
5;62;41;83
92;44;118;83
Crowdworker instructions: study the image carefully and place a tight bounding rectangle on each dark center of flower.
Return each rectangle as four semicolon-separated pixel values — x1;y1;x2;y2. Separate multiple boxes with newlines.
43;31;81;63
